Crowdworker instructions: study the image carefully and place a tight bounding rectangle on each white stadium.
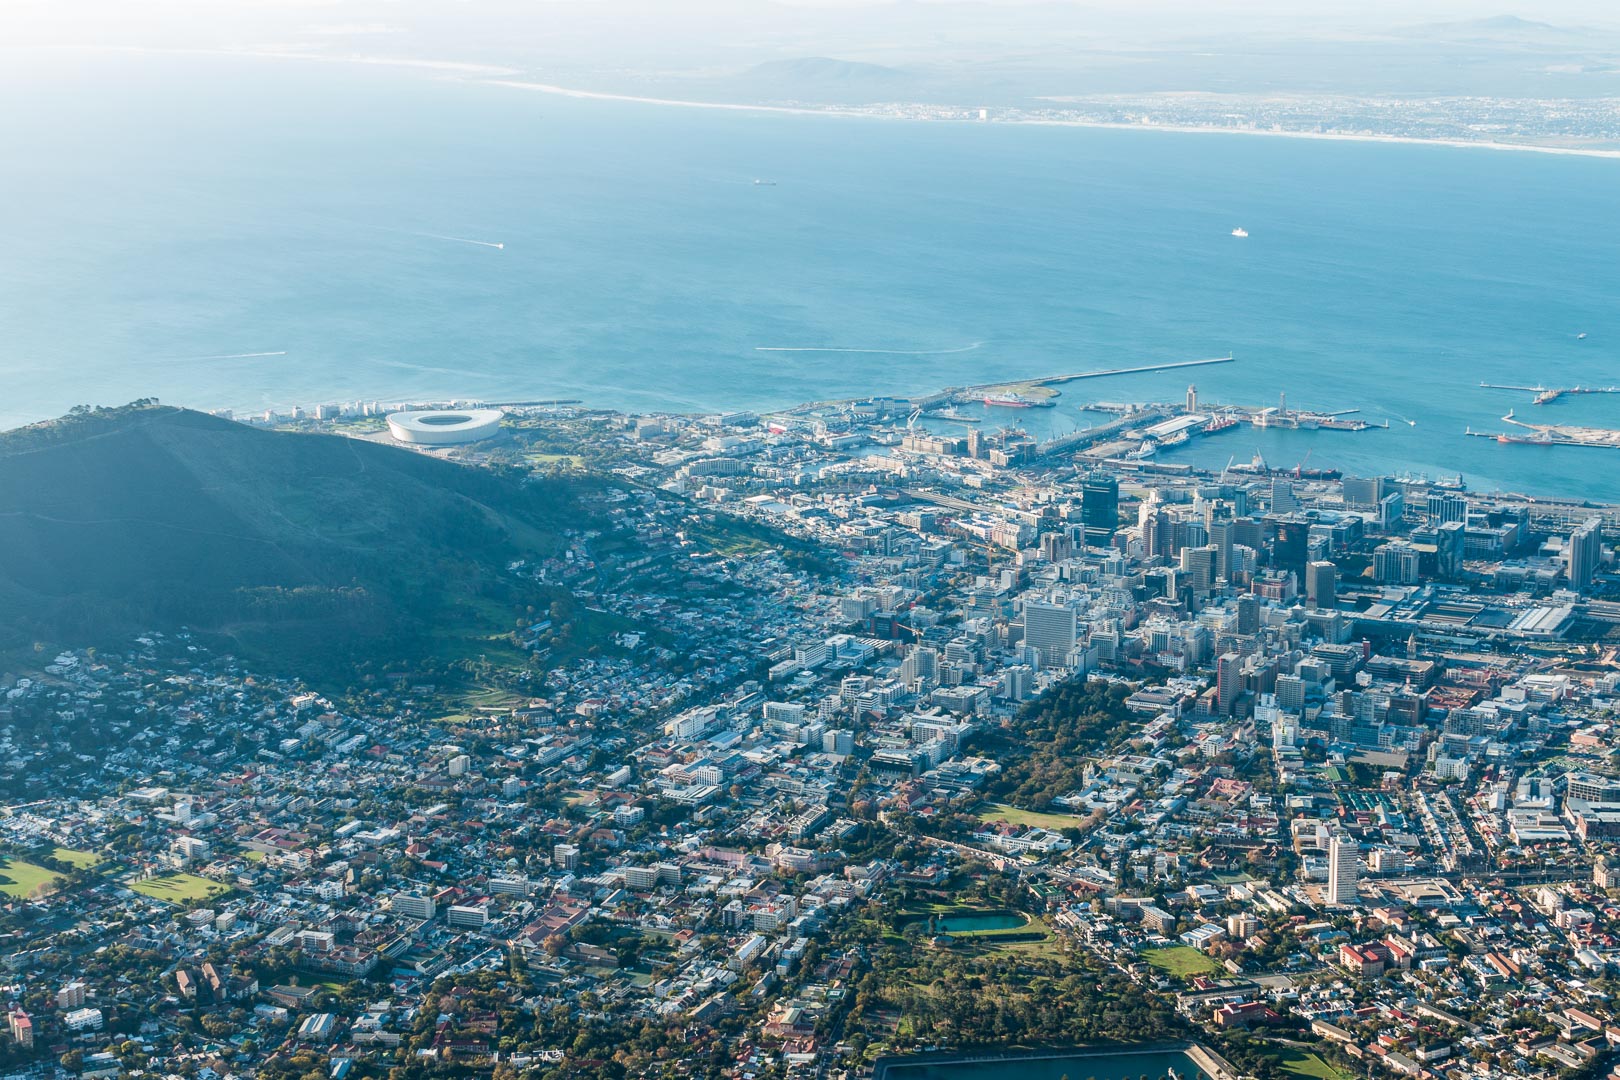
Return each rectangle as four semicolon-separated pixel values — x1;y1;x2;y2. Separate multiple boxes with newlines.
386;408;505;446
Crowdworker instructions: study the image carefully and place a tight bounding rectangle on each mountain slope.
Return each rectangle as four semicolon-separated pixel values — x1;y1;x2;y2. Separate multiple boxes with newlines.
0;405;585;679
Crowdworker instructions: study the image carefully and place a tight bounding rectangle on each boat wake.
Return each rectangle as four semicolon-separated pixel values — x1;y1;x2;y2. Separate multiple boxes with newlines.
162;350;288;363
425;234;504;250
755;342;984;356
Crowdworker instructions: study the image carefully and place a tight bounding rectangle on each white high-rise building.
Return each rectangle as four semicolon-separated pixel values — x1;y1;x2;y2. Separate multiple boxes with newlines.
1023;601;1078;669
1327;832;1360;907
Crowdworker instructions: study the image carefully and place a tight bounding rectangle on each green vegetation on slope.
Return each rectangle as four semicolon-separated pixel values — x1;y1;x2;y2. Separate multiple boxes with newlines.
0;404;594;680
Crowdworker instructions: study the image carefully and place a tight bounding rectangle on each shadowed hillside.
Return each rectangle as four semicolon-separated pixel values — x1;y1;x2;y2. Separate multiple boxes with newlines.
0;404;589;678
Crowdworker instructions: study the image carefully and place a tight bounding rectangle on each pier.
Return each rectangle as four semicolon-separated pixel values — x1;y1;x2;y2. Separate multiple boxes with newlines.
1010;355;1235;389
965;355;1235;403
1479;382;1620;405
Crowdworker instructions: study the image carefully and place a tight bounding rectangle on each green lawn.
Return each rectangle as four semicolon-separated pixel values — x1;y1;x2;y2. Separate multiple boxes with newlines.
52;847;104;869
1143;945;1222;977
130;872;231;904
977;802;1082;830
0;858;65;898
1279;1053;1353;1080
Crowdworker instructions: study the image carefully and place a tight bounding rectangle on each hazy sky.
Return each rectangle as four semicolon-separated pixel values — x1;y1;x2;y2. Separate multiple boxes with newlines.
6;0;1618;51
5;0;1618;98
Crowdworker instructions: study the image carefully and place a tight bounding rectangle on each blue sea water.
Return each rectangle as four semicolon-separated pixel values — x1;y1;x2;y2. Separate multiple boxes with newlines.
3;55;1620;498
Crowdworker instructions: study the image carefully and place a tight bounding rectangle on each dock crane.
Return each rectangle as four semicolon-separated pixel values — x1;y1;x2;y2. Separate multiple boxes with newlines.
1220;453;1235;484
1294;448;1313;479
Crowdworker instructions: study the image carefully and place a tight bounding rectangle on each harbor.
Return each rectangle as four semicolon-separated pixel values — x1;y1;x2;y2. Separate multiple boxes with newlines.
1068;388;1375;467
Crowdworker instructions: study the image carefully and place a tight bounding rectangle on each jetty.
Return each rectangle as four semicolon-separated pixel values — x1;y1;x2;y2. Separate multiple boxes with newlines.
964;356;1235;402
1479;382;1620;405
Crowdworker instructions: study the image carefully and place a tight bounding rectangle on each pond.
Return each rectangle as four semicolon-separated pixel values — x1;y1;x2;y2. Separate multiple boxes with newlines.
933;912;1027;934
900;910;1029;934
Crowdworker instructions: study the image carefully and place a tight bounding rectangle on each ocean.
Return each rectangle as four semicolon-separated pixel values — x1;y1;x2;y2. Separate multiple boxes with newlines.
3;54;1620;499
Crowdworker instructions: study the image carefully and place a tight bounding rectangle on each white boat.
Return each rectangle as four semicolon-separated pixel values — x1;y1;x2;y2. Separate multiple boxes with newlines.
1231;227;1249;238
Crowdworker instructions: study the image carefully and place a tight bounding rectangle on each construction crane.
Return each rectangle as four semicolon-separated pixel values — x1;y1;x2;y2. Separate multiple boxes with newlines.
1220;453;1235;484
1294;448;1312;478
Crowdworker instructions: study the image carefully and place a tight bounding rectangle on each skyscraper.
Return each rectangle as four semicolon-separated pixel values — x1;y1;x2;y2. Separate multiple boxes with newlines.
1081;472;1120;543
1209;515;1236;584
1180;545;1217;594
1216;652;1243;716
1569;517;1603;589
1235;594;1259;635
1305;561;1337;609
1273;517;1312;589
1435;520;1465;580
1023;601;1078;669
1328;831;1359;906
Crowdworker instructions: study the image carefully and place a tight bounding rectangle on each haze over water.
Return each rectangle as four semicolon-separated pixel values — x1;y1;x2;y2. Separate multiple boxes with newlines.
3;55;1620;499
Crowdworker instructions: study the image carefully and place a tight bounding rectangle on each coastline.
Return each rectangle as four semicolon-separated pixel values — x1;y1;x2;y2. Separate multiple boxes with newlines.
482;77;1620;161
70;47;1620;162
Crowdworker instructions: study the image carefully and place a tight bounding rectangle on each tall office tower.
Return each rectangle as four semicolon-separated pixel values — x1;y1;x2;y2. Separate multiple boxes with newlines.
1379;490;1406;529
1270;477;1299;513
1180;544;1217;593
965;427;982;459
1305;560;1337;608
1186;384;1199;412
1216;652;1244;715
1427;491;1468;525
1140;509;1161;563
1273;517;1312;588
1235;594;1260;635
1081;472;1120;542
1209;514;1236;583
1435;520;1465;580
1023;601;1078;668
1569;517;1603;589
1328;831;1360;906
1040;531;1074;563
1175;519;1209;554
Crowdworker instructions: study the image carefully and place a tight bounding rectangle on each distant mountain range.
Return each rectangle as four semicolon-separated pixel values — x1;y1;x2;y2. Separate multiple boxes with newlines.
1394;14;1580;40
0;404;582;680
743;56;910;86
722;56;917;103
